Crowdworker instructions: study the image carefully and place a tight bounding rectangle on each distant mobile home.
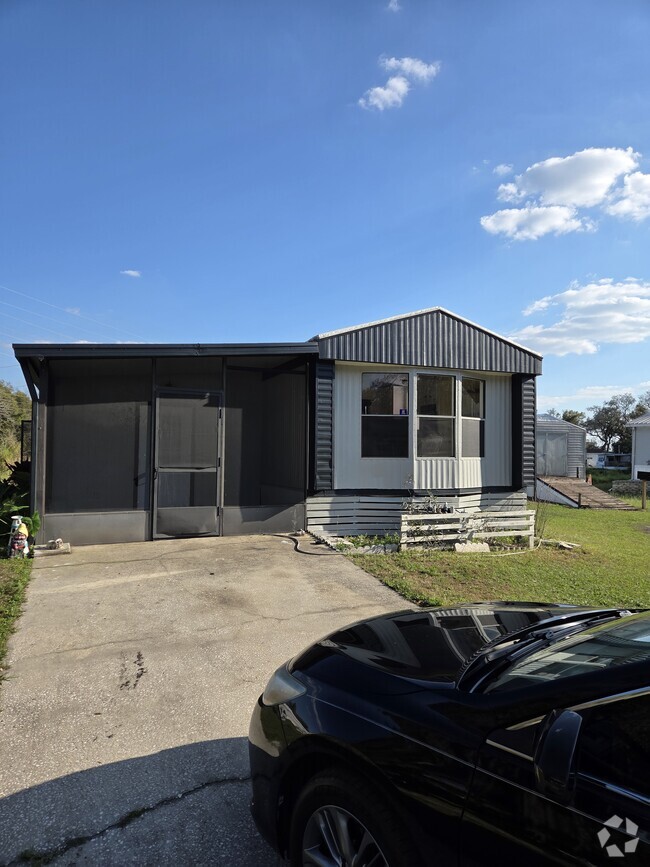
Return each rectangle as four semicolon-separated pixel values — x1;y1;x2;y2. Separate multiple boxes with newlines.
15;308;542;545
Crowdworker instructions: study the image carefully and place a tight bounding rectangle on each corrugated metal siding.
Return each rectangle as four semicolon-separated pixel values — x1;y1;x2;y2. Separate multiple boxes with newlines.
522;377;537;489
318;309;541;374
415;458;458;490
536;416;587;478
314;361;334;491
635;427;650;465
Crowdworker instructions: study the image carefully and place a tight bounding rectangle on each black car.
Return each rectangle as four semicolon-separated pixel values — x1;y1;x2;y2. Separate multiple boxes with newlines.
249;603;650;866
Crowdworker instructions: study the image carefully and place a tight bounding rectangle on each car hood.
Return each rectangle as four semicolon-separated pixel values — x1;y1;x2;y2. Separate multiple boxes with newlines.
290;603;598;689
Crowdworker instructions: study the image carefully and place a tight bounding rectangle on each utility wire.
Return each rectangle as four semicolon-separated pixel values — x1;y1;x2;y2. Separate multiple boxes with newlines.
0;298;117;343
0;282;147;342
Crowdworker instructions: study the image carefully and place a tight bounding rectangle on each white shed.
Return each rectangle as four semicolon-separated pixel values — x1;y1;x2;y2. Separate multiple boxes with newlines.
536;414;586;479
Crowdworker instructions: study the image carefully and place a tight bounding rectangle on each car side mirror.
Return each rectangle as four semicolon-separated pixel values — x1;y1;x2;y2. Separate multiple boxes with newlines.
534;709;582;802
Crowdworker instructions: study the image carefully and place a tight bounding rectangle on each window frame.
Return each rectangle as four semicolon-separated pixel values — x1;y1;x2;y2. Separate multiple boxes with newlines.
360;371;410;459
461;377;486;458
415;373;457;459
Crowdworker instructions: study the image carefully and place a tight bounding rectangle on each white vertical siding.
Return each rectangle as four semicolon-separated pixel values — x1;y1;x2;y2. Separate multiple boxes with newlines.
633;427;650;474
334;364;512;491
481;374;512;486
333;364;411;489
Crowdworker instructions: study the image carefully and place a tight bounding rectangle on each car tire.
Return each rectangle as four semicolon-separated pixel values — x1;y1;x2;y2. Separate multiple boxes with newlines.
288;768;420;867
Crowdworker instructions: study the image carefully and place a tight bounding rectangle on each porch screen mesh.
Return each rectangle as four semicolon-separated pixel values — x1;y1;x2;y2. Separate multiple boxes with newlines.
46;359;152;512
157;394;219;468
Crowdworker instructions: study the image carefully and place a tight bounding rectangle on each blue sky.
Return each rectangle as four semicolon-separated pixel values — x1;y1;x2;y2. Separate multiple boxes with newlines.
1;0;650;410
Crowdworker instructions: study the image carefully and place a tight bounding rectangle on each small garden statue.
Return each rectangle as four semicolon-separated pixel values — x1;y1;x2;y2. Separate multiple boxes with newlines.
9;522;30;558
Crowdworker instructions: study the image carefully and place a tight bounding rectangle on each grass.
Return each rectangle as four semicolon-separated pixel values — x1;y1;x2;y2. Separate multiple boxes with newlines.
351;502;650;609
0;558;32;679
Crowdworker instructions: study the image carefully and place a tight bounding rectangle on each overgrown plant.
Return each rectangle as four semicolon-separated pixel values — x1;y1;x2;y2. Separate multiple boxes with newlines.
0;460;38;555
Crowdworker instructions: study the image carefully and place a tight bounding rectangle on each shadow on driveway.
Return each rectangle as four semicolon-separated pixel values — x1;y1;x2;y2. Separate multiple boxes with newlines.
0;737;280;866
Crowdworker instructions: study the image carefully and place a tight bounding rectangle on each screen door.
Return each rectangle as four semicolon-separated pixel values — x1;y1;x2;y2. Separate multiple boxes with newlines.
153;390;222;537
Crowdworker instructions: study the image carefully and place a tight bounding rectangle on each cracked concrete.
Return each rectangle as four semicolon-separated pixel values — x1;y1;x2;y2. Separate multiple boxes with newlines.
0;534;408;864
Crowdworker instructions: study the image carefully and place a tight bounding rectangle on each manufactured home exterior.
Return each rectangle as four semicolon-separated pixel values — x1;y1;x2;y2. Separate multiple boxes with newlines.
629;412;650;480
15;308;542;545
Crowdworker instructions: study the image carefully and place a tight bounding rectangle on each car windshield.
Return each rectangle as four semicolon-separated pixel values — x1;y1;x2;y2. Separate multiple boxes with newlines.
484;613;650;693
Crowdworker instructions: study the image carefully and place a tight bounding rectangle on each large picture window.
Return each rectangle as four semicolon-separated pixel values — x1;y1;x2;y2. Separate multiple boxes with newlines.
462;378;485;457
361;373;409;457
417;375;455;457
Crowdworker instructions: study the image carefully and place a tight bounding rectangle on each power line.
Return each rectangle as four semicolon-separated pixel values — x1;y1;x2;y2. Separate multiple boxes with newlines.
0;298;115;342
0;310;80;341
0;282;147;342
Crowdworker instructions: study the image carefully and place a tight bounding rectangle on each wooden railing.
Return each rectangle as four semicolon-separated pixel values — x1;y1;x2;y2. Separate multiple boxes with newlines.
400;510;535;549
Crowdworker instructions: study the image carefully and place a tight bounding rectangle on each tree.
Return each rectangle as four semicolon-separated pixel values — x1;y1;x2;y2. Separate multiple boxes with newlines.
0;381;31;475
632;390;650;416
561;409;586;427
585;393;636;452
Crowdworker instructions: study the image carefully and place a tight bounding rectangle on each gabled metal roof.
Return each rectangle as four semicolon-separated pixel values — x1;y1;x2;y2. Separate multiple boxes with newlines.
537;413;586;432
314;307;542;374
627;411;650;427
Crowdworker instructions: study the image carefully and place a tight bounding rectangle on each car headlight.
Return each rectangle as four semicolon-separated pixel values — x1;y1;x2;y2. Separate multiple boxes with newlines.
262;664;307;707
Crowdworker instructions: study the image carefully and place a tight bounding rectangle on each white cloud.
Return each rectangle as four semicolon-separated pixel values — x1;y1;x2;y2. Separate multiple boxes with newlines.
381;56;441;82
606;171;650;220
359;55;440;111
480;206;589;241
120;269;141;278
359;75;410;111
66;307;81;315
504;147;639;208
537;382;650;411
511;278;650;355
493;163;513;177
482;146;649;240
387;0;401;11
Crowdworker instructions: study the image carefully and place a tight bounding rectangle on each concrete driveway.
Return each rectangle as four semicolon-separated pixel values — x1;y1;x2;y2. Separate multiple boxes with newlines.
0;535;407;865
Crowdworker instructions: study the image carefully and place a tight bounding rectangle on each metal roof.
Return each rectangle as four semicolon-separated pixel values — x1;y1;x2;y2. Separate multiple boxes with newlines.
13;342;318;359
627;411;650;427
315;307;542;374
537;414;587;432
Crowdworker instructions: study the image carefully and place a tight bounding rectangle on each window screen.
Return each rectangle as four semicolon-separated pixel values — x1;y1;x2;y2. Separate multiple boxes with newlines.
417;375;455;457
462;378;485;458
157;393;219;468
361;373;409;458
46;359;152;512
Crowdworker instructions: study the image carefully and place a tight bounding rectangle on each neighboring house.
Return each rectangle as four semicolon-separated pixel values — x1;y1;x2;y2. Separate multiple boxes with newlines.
629;412;650;480
14;307;542;545
536;414;586;479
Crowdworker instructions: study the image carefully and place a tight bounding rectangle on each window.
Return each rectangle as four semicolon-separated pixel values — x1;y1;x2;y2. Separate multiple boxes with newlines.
462;378;485;457
361;373;409;457
484;616;650;693
579;693;650;800
416;375;455;457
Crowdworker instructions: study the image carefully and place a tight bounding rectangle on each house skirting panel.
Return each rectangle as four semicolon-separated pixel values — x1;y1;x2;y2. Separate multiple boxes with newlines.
306;491;527;537
222;504;306;535
42;512;150;546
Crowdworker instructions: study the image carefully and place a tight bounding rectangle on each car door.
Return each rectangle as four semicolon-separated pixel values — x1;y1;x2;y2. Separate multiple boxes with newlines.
460;690;650;865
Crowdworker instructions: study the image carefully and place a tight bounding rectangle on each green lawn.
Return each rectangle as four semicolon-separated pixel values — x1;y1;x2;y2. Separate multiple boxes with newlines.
351;502;650;609
0;559;32;679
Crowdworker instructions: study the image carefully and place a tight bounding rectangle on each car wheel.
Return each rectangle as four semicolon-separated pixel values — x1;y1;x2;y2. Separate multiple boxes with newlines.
289;769;419;867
